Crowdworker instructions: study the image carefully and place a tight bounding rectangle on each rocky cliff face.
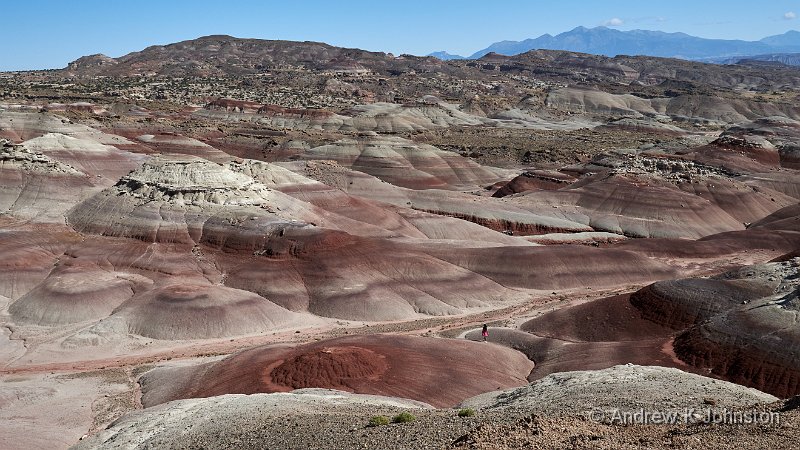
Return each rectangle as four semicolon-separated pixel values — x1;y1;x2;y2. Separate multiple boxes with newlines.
629;260;800;398
672;260;800;399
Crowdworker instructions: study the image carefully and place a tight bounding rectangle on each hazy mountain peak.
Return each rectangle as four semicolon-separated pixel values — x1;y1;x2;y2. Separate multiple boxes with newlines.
427;51;465;60
469;26;800;60
760;30;800;46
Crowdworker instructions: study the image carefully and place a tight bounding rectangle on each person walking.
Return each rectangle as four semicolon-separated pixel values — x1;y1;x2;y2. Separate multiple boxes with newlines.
482;324;488;342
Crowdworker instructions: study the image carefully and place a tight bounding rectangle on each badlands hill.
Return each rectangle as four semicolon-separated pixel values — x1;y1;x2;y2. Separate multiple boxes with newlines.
139;335;534;408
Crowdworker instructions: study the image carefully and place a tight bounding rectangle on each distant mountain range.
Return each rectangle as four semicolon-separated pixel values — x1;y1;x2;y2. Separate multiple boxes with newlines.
428;27;800;63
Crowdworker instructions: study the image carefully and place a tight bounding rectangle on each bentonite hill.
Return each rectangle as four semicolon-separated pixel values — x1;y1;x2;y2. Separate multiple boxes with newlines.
1;34;800;449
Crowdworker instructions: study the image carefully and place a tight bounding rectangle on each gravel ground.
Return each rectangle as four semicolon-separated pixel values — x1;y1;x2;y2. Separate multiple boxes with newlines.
74;397;800;450
73;367;797;449
73;391;498;450
151;408;489;450
451;406;799;449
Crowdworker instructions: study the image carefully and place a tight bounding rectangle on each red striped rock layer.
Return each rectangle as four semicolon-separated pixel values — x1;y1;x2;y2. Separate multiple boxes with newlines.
139;334;534;408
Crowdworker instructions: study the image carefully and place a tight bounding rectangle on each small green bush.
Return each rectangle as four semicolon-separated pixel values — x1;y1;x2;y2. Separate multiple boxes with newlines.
368;415;390;427
458;408;476;417
392;412;416;423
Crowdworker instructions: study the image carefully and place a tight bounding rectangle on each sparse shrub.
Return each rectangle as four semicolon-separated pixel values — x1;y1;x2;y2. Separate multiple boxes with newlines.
458;408;476;417
392;412;416;423
368;415;390;427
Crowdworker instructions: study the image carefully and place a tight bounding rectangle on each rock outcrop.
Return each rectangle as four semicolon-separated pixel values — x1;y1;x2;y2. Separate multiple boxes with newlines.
460;364;776;412
671;260;800;398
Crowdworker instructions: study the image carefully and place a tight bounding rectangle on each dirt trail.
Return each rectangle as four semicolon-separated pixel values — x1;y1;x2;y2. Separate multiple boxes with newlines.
0;286;637;377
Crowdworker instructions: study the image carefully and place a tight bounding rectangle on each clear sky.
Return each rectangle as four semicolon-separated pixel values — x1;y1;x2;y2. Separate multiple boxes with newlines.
1;0;799;71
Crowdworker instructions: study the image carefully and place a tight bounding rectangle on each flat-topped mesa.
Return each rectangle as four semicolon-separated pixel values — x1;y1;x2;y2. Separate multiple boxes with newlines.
400;95;446;108
257;104;334;119
203;98;334;119
580;150;741;178
67;155;331;247
114;155;269;205
1;139;100;223
0;143;84;176
205;98;264;114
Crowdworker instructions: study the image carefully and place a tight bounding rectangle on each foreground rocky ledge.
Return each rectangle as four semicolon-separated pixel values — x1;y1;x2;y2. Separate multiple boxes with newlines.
73;365;793;450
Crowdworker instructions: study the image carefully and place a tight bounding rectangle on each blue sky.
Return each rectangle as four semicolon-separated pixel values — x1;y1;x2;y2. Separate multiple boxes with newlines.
1;0;799;71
